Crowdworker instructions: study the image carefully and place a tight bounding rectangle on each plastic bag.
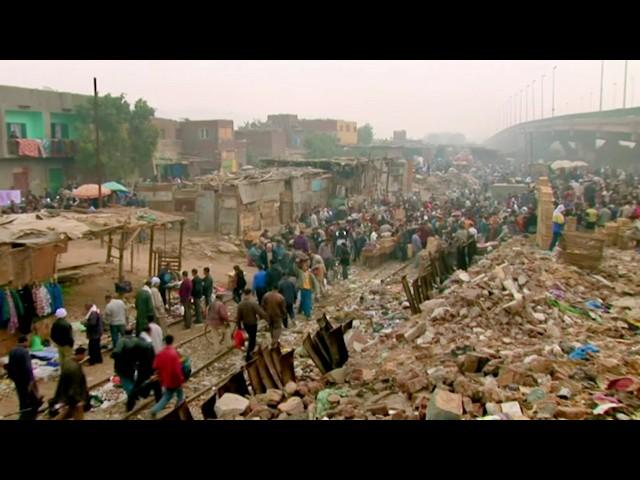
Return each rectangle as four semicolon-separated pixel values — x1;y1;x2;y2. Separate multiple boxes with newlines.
233;328;246;349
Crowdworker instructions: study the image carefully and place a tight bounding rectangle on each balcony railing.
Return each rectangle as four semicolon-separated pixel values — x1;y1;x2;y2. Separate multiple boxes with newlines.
6;138;77;158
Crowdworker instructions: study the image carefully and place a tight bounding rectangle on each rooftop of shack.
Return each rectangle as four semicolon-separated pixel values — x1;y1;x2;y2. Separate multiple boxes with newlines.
194;166;331;187
0;207;184;246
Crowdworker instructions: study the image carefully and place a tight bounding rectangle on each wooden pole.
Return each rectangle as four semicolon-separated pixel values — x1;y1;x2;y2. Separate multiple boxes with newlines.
130;231;136;273
178;220;185;272
148;226;155;277
118;231;125;282
106;231;113;263
94;77;103;209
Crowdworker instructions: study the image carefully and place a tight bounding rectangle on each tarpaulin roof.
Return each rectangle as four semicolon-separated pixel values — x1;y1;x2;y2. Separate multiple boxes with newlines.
0;207;184;246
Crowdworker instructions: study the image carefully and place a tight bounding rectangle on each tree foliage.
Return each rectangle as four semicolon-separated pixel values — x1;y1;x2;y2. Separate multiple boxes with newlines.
357;123;374;145
304;133;342;158
75;94;159;180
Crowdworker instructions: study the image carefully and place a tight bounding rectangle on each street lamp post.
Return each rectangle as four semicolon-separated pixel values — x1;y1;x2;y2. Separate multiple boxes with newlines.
623;60;629;108
541;74;545;118
552;65;557;117
599;60;605;111
520;89;523;123
532;80;536;120
525;84;529;121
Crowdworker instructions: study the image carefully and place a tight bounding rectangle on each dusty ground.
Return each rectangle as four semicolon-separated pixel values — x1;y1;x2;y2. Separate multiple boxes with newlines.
0;228;256;419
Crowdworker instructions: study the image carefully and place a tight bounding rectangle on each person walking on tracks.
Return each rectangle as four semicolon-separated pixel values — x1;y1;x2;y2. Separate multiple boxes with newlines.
203;267;214;308
112;326;139;412
104;293;127;350
4;335;43;420
253;264;268;305
261;285;287;346
277;275;297;328
236;288;267;362
191;268;204;325
51;307;74;366
83;303;103;365
206;292;231;346
150;277;168;335
50;347;89;420
179;270;193;329
135;281;155;336
150;335;185;419
232;265;247;304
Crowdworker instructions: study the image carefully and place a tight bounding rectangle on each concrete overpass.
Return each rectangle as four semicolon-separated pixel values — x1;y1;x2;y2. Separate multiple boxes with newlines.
485;107;640;170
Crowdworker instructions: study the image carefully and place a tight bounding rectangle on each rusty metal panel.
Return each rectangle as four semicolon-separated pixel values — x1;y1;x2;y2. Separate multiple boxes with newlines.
161;402;193;421
201;392;217;420
269;345;283;380
260;346;283;389
303;333;329;374
280;350;296;385
217;370;250;398
330;326;349;367
246;361;266;395
254;348;277;389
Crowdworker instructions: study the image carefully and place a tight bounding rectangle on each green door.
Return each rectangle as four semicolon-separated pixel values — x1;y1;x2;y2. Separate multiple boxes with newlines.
49;167;64;195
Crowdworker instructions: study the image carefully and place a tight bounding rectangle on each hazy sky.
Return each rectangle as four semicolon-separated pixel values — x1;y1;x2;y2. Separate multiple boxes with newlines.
1;60;638;142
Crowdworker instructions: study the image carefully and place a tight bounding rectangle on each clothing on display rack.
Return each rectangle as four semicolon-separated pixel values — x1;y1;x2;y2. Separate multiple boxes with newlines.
17;286;35;335
0;281;65;331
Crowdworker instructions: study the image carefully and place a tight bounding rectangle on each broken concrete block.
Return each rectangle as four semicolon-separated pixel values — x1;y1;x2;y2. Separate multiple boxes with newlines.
485;402;502;415
497;366;537;387
284;382;298;396
457;353;491;373
277;396;305;415
404;322;427;342
246;405;274;420
215;393;250;418
366;404;389;416
554;406;591;420
426;389;463;420
419;298;447;318
326;367;346;384
327;394;341;406
500;401;523;418
430;307;452;320
265;389;284;407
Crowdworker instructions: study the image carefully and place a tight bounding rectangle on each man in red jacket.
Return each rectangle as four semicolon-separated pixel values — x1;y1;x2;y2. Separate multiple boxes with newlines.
149;335;185;419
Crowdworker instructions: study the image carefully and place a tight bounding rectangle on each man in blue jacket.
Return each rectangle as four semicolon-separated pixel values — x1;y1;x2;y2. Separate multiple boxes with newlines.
252;264;268;304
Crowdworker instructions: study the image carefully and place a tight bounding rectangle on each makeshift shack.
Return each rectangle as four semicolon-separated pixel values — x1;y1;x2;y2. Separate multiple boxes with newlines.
194;167;332;236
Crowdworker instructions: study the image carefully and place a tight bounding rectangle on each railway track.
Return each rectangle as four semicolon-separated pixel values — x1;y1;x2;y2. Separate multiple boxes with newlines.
88;260;411;420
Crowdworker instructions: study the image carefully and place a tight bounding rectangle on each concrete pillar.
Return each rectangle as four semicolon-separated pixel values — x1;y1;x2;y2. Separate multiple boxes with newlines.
0;107;6;158
42;111;52;139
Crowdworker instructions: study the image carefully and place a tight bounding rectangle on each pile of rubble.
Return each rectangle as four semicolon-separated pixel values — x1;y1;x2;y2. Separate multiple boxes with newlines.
416;168;481;201
319;237;640;420
221;237;639;421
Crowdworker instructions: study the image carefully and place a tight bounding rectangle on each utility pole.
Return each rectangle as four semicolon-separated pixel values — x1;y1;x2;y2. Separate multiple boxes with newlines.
541;74;545;118
552;65;557;117
525;85;529;121
532;79;536;120
94;77;103;209
623;60;629;108
599;60;604;111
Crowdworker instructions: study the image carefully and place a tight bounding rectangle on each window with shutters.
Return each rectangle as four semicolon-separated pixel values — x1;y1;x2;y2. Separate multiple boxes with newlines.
199;128;209;139
6;123;27;138
51;122;70;139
